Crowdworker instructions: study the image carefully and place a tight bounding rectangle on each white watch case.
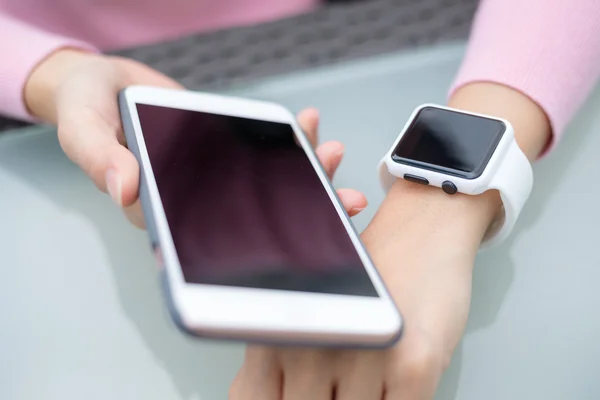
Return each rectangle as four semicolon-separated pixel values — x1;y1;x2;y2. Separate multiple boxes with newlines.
378;104;533;248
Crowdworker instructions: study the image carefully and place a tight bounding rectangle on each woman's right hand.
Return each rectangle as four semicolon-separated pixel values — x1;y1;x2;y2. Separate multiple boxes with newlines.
24;49;367;227
25;49;183;226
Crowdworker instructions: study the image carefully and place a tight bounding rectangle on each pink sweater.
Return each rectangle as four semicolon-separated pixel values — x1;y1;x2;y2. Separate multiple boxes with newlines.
1;0;600;151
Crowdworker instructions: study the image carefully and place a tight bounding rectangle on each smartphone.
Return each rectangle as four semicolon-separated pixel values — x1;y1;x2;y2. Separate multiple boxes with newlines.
119;86;402;347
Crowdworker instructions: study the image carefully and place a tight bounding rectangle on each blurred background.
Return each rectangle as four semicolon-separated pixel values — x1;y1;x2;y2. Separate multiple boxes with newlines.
2;1;600;399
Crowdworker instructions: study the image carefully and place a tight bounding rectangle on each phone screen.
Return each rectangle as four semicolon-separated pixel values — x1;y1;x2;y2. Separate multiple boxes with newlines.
137;104;378;297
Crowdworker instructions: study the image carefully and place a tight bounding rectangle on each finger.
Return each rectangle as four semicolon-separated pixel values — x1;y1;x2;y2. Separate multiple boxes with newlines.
383;377;438;400
383;345;440;400
55;58;181;209
58;108;139;207
282;379;332;400
280;349;336;400
383;385;435;400
296;107;319;148
230;346;281;400
334;351;385;400
124;200;146;229
336;188;368;216
315;140;344;180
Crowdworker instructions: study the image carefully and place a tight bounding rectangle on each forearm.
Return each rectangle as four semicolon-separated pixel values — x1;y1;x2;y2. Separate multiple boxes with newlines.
372;0;600;275
362;82;551;356
0;14;97;121
452;0;600;153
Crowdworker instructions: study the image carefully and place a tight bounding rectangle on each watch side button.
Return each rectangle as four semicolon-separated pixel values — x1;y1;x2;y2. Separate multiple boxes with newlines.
442;181;458;195
403;174;429;185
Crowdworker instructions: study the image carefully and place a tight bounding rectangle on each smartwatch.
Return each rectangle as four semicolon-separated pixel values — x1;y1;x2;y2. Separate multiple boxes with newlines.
378;104;533;248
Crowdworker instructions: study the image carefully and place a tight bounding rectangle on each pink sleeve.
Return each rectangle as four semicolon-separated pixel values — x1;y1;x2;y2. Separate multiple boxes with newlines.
450;0;600;154
0;13;97;121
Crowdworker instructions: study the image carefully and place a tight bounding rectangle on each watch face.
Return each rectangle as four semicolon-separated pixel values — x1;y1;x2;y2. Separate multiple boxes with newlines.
391;106;506;179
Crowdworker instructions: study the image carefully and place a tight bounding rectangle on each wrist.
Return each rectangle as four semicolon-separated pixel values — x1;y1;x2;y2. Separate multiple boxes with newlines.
364;179;498;256
24;48;102;123
368;82;550;248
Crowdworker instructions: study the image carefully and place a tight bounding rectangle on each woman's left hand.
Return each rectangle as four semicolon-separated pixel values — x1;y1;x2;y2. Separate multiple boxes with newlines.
229;108;490;400
232;82;548;400
229;209;476;399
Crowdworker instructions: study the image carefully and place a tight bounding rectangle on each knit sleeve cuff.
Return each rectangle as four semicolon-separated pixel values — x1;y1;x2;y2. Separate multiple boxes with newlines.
0;14;98;121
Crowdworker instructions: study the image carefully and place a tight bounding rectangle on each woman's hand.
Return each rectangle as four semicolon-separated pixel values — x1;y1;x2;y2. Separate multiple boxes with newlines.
24;49;367;226
229;82;552;400
230;180;489;400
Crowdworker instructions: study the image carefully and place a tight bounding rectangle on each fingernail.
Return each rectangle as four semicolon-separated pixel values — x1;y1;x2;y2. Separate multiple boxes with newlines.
334;147;344;159
350;207;366;214
105;169;122;207
332;148;344;169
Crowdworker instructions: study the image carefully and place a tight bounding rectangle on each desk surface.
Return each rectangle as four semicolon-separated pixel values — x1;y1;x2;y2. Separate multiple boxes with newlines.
2;44;600;400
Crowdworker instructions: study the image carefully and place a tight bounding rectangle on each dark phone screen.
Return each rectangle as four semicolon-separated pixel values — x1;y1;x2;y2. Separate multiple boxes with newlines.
137;104;378;297
392;107;505;179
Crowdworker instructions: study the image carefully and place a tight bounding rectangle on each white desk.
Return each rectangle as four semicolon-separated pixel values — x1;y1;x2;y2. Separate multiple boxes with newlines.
2;44;600;399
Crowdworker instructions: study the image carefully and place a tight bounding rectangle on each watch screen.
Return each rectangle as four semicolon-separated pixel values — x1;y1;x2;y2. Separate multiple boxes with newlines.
391;107;505;179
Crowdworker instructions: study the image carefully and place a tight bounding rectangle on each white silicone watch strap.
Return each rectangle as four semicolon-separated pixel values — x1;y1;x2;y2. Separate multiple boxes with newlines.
481;139;533;248
378;139;532;248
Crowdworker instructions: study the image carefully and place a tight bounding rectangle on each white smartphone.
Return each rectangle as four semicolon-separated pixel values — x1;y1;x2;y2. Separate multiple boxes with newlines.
119;86;402;347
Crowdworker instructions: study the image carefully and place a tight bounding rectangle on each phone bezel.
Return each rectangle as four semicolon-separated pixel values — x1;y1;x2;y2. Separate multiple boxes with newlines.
120;86;402;347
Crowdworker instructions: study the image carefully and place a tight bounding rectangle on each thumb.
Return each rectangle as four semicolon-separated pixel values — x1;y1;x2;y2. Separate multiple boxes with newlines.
58;109;139;207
